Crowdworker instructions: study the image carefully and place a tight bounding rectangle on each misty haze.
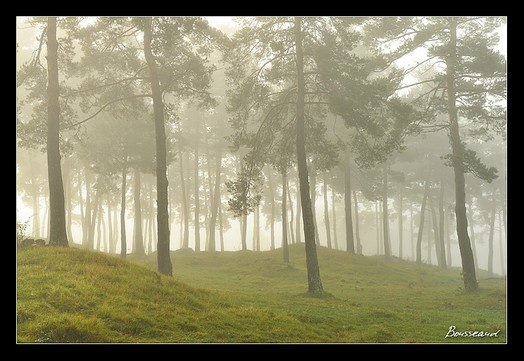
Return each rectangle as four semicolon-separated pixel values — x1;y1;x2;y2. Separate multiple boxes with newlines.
16;16;506;343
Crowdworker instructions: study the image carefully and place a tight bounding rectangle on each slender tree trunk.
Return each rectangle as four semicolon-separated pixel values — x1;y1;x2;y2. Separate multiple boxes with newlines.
208;147;222;252
344;150;354;254
309;160;320;246
46;17;68;247
101;204;107;252
28;152;40;238
193;120;201;252
426;210;432;264
267;167;276;250
88;187;100;250
467;199;479;273
218;201;225;252
255;204;261;251
83;169;91;247
332;188;339;251
63;156;73;243
144;17;172;276
438;180;447;268
446;16;477;291
295;17;323;295
148;182;154;254
382;165;391;259
133;169;145;256
323;173;332;249
398;183;403;259
78;168;86;244
296;177;302;244
286;176;295;245
120;161;128;258
410;199;415;261
241;213;247;251
107;196;114;254
44;195;50;241
498;207;505;276
429;194;443;267
445;204;452;266
417;179;430;264
282;172;289;263
487;191;496;276
353;190;361;254
96;200;103;251
375;201;380;255
113;200;119;253
179;147;189;249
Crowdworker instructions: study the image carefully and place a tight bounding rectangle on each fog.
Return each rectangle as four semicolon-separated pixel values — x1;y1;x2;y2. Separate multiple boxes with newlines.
16;16;506;343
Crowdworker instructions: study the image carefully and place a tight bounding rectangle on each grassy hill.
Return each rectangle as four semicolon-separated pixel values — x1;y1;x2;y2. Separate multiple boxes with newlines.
17;244;506;343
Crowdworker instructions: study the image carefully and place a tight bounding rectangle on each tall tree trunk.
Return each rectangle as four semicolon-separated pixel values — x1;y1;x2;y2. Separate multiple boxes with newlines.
323;173;332;249
398;183;403;259
282;172;289;263
267;167;276;250
467;199;479;273
426;210;432;264
144;17;172;276
208;147;222;252
193;118;201;252
353;190;362;254
445;204;452;266
148;181;154;254
63;156;73;243
218;200;225;252
382;165;391;259
83;169;92;247
446;16;477;291
107;195;114;254
46;17;68;247
332;188;339;250
113;200;119;253
498;207;505;276
344;150;354;253
429;193;443;267
417;179;430;264
78;168;86;245
286;176;295;245
294;17;323;295
241;213;247;251
28;151;40;238
309;160;320;246
487;191;496;276
88;187;100;250
133;169;145;256
120;161;128;258
296;176;302;244
179;148;189;249
438;180;447;268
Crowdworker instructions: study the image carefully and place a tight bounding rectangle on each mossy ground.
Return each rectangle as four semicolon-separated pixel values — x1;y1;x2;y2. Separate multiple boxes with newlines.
17;244;505;343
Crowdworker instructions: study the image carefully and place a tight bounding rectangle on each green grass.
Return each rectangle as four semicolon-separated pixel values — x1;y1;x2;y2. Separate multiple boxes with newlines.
17;244;506;343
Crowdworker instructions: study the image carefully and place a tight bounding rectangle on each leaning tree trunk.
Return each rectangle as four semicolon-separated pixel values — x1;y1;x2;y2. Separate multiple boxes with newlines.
46;17;68;247
120;160;128;258
344;149;355;254
144;17;172;276
417;179;430;264
282;171;290;263
133;169;145;256
295;16;323;295
446;16;477;291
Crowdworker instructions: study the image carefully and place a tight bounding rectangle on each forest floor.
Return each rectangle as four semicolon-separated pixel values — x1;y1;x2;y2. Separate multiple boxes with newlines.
17;244;506;343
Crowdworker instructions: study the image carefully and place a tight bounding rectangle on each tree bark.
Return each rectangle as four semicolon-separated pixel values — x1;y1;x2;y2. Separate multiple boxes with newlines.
179;147;189;249
120;161;128;258
446;16;477;291
398;183;403;259
332;188;339;250
144;17;172;276
193;117;201;252
133;169;145;256
487;191;496;276
282;172;289;263
353;190;362;254
295;17;323;295
323;173;332;249
417;179;430;264
344;150;354;253
438;180;447;268
267;167;276;250
382;165;391;259
46;17;68;247
208;147;222;252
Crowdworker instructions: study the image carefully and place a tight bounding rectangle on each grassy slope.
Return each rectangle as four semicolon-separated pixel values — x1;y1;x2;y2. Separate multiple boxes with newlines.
17;245;506;343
